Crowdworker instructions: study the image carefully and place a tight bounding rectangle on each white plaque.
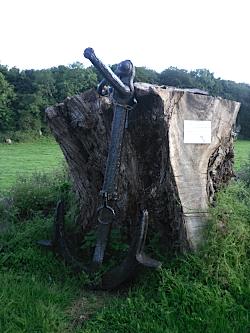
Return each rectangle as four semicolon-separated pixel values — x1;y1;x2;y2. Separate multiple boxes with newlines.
184;120;211;144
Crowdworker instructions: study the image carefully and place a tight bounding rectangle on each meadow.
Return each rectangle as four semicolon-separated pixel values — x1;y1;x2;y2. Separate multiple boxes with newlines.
0;139;249;190
234;139;250;169
0;139;249;333
0;138;63;190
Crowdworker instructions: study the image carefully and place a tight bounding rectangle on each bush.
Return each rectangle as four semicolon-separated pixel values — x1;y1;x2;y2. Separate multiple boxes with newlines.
238;156;250;187
0;169;73;221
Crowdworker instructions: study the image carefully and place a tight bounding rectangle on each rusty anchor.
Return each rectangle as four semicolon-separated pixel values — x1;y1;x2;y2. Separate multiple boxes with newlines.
38;48;161;290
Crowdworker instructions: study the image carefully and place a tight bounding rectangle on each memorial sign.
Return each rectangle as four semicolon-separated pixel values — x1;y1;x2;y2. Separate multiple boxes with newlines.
184;120;211;144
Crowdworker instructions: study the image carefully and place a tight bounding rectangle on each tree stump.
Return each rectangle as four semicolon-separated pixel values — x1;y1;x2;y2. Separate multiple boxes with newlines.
46;83;240;252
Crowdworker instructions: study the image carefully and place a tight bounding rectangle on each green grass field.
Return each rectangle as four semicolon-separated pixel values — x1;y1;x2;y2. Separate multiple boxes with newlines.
0;138;63;190
0;139;249;332
0;139;249;190
234;139;250;169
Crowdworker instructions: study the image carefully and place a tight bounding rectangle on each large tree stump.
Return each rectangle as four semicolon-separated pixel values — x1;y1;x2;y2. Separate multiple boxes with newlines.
46;83;240;251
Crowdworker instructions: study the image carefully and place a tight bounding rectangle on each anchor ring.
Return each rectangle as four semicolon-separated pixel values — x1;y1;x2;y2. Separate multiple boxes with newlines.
97;204;115;225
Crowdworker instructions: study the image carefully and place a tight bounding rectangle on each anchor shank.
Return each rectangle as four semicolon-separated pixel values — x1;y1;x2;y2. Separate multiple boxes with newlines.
101;105;127;196
92;223;112;268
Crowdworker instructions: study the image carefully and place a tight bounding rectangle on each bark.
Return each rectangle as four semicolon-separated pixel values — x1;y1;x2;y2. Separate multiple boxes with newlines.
46;83;240;251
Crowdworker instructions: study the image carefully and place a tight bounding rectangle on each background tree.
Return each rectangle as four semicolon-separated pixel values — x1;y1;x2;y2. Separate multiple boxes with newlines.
135;67;159;84
189;69;221;96
159;67;194;88
0;62;249;139
0;72;15;131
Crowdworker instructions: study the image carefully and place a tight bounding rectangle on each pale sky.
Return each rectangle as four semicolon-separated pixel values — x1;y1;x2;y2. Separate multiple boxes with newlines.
0;0;249;84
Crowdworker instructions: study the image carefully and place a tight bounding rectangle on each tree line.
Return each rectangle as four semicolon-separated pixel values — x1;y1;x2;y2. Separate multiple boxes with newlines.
0;63;249;139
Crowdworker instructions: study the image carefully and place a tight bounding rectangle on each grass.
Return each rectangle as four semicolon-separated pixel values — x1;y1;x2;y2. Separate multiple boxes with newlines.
1;271;73;332
83;182;250;333
0;138;63;190
1;180;249;332
0;139;249;332
0;216;110;333
0;138;248;190
234;139;250;170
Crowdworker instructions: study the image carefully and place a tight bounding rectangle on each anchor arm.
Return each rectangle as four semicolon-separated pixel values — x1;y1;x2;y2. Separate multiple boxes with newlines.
100;209;162;290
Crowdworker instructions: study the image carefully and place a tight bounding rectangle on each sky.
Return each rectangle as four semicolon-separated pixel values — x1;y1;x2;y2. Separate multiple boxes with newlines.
0;0;249;84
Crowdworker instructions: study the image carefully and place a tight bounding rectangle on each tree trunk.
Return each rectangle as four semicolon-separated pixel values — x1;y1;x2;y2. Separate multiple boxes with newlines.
46;83;240;251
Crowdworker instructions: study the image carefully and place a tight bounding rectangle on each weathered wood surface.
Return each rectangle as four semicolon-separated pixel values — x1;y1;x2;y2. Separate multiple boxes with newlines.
46;83;240;251
154;85;240;247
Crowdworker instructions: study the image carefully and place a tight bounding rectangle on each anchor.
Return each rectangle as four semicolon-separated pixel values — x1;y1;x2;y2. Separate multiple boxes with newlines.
38;48;161;289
